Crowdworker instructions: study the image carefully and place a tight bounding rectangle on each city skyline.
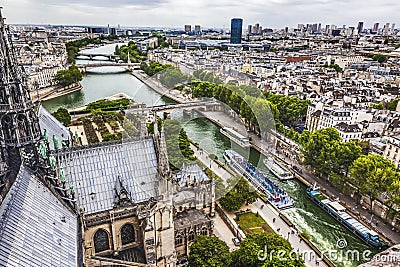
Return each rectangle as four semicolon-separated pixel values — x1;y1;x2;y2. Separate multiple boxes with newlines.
3;0;400;29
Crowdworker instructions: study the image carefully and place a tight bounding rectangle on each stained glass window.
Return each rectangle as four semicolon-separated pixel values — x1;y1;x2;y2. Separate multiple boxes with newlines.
94;229;110;253
121;224;135;245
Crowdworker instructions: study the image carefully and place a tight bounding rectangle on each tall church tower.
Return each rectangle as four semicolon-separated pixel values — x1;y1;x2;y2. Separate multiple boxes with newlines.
0;8;42;163
0;8;71;206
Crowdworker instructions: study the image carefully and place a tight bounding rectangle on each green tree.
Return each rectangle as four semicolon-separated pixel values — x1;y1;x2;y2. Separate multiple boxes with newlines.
55;65;83;87
334;141;362;176
350;154;396;211
371;54;388;63
164;120;195;170
231;233;304;267
219;176;258;211
159;67;188;88
387;98;400;111
301;128;341;174
385;178;400;220
188;236;231;267
52;107;71;126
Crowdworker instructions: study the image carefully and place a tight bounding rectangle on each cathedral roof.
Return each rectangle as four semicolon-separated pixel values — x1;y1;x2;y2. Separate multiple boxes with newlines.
173;163;209;187
0;165;78;267
174;209;211;231
56;138;160;215
38;105;71;150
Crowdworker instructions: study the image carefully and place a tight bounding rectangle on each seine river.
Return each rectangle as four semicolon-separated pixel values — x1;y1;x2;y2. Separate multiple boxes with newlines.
42;43;376;267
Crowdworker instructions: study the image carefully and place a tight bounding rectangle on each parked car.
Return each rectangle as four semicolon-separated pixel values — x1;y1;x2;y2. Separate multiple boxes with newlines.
232;237;241;246
292;165;303;174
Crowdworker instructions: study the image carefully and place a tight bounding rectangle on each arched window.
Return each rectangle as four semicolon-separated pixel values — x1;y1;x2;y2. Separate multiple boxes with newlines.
121;224;135;245
201;227;208;236
94;229;110;253
188;231;195;242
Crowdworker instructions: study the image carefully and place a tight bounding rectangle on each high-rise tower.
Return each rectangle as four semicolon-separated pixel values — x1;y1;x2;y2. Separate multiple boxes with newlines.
230;18;243;44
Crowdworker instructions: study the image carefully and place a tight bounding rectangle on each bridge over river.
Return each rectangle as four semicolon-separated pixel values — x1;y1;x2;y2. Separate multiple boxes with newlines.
76;62;141;72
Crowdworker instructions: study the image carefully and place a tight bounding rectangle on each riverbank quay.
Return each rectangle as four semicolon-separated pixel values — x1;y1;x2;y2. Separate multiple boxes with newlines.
192;142;331;267
131;70;186;103
32;82;83;102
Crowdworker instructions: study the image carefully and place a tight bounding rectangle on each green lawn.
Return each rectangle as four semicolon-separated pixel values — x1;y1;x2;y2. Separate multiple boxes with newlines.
235;212;274;235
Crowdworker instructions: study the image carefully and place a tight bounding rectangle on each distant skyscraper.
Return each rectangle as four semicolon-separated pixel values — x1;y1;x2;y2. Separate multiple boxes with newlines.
195;25;201;33
384;22;390;35
248;24;252;34
184;25;191;32
373;23;379;33
391;23;396;33
357;21;364;34
255;23;260;34
230;18;243;44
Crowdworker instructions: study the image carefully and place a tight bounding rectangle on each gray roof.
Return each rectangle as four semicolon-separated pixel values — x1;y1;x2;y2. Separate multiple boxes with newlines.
38;105;71;150
174;209;211;231
56;138;160;215
173;163;209;187
0;165;78;267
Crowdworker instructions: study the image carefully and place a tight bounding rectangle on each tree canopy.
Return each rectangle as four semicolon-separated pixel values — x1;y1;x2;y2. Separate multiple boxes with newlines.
219;176;259;211
54;65;83;87
188;236;232;267
164;119;195;170
349;154;398;211
52;107;71;126
231;233;304;267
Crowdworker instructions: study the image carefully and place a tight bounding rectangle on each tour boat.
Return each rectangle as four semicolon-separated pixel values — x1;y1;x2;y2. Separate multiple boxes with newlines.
263;157;294;180
223;150;295;210
220;127;251;148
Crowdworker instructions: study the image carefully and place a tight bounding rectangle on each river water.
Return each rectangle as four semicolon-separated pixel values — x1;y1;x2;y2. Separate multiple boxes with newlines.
42;43;376;267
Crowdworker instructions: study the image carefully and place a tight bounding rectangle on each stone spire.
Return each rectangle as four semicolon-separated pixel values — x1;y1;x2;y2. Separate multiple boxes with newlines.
0;8;41;159
0;8;75;208
158;123;170;177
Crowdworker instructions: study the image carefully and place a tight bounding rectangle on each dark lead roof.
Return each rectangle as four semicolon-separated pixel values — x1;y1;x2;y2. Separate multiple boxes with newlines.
56;138;160;215
0;165;78;267
38;105;71;150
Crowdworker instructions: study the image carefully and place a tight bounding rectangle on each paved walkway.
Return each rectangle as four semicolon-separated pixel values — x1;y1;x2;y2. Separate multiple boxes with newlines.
190;143;232;182
250;199;328;267
212;212;237;251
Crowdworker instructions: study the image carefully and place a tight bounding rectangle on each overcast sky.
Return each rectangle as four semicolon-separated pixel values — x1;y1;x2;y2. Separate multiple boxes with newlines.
2;0;399;29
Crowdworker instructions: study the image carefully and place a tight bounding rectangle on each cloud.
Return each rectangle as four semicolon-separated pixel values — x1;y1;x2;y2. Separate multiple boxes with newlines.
2;0;400;28
22;0;167;8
